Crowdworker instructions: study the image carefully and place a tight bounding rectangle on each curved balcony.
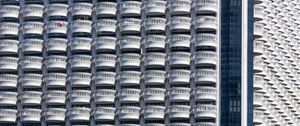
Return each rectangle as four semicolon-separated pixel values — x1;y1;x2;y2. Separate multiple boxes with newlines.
193;87;217;101
143;106;165;120
168;87;191;101
93;89;116;104
193;122;216;126
119;18;141;33
68;108;91;121
193;16;218;30
0;57;18;71
44;73;67;87
120;1;142;16
69;55;91;70
93;72;116;86
194;0;218;14
169;52;191;66
19;109;42;122
254;5;264;21
168;105;190;119
193;105;217;118
70;3;92;16
44;90;66;105
94;37;116;51
144;70;166;85
46;21;68;34
194;34;217;48
45;55;67;70
94;19;117;34
0;109;17;122
21;4;44;18
253;75;263;90
94;54;116;69
44;108;66;122
254;23;264;38
253;110;264;124
119;36;141;50
194;51;217;66
118;71;141;85
19;91;42;105
119;53;141;68
0;92;17;106
68;90;91;104
194;69;217;84
20;56;43;71
0;74;18;88
168;0;191;14
0;23;19;36
253;92;263;107
21;22;44;35
46;38;67;52
0;40;19;54
71;20;92;34
93;107;116;121
143;88;166;102
0;5;20;18
169;17;191;31
21;39;43;53
45;4;68;17
94;2;117;16
168;70;191;84
118;88;141;103
144;18;166;32
118;106;140;120
253;58;264;72
19;74;42;88
144;1;166;15
69;72;91;87
144;53;166;67
169;34;191;48
254;41;264;55
69;37;92;52
144;124;165;126
144;35;166;49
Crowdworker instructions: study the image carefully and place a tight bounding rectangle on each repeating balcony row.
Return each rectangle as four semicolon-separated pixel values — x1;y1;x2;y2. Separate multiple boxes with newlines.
0;0;218;19
0;104;217;123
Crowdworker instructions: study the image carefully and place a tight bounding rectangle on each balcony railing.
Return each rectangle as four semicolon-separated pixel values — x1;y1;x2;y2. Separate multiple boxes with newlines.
0;5;20;18
0;74;18;88
94;2;117;16
0;39;18;54
45;4;68;17
19;74;42;88
70;3;93;16
93;72;116;86
143;70;166;85
143;1;166;15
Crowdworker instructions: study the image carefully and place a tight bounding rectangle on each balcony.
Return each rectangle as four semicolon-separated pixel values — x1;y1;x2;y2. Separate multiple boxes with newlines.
93;72;116;86
45;55;67;70
19;91;42;105
119;53;141;68
143;88;166;102
0;92;17;106
0;23;19;36
69;55;91;70
193;105;217;118
46;21;68;34
69;90;91;104
193;122;216;126
69;72;91;87
144;1;166;15
143;106;165;120
168;70;191;84
118;88;141;103
144;35;166;49
93;89;116;104
253;41;264;55
144;53;166;67
118;71;141;85
168;87;191;101
253;58;264;72
193;87;217;101
253;92;263;107
45;4;68;17
254;5;264;21
94;54;116;69
0;74;18;88
0;5;20;18
194;34;217;48
71;20;92;34
21;4;44;18
44;90;66;105
144;124;165;126
70;3;92;16
0;40;18;54
0;109;17;122
94;37;116;51
94;19;117;34
44;73;67;87
118;106;140;120
21;22;44;35
169;17;191;31
119;18;141;33
168;0;191;14
169;52;191;66
193;16;218;30
20;56;43;71
119;36;141;50
194;0;218;14
19;74;42;88
19;109;42;122
94;2;117;16
194;51;217;66
0;57;18;71
194;69;217;84
44;108;66;122
120;1;142;16
253;110;264;124
21;39;43;53
254;23;264;38
69;37;92;52
254;75;264;90
143;70;166;85
46;38;68;52
144;18;166;32
93;107;116;121
169;34;191;48
68;108;91;121
168;105;190;119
